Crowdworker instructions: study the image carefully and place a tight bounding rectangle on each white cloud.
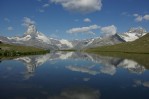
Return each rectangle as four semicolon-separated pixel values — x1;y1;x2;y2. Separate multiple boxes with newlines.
38;3;49;13
133;14;139;17
50;34;59;39
135;16;143;22
51;0;102;13
22;17;35;27
84;18;91;22
74;19;79;22
39;9;45;13
43;4;49;8
101;25;117;35
143;14;149;21
87;31;96;35
67;25;100;34
134;14;149;22
67;25;117;36
7;26;13;31
4;18;10;22
121;12;127;16
121;12;130;16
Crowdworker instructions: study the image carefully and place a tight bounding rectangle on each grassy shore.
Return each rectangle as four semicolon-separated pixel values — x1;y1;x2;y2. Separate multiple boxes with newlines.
58;49;76;52
84;34;149;69
0;43;50;57
86;34;149;54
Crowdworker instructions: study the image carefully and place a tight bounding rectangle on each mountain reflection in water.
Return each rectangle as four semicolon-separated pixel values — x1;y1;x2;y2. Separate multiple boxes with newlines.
0;52;149;99
14;52;146;77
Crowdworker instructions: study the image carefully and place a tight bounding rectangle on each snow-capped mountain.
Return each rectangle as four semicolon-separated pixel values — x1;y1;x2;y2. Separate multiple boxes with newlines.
0;24;74;50
6;24;58;50
49;38;73;50
5;24;125;50
86;34;125;48
73;27;148;49
8;25;51;44
73;34;125;49
119;27;147;42
0;26;148;50
72;38;95;49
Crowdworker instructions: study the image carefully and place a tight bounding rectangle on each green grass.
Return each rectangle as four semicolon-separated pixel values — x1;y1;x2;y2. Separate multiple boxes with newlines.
0;43;50;56
86;33;149;54
85;34;149;69
58;49;76;52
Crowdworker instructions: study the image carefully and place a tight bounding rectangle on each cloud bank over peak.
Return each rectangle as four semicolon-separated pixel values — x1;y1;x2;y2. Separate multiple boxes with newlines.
101;25;117;36
22;17;36;27
51;0;102;13
67;25;117;36
133;14;149;22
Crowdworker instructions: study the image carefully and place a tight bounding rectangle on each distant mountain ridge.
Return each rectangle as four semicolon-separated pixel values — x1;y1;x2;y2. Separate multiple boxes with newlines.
0;24;73;50
86;33;149;53
118;27;147;42
0;25;148;50
72;27;147;49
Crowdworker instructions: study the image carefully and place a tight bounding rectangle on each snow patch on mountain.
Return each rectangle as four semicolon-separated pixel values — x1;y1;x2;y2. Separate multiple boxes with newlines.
25;24;37;35
2;26;148;50
119;27;147;42
120;33;137;42
86;39;94;46
36;33;51;44
7;24;51;45
7;35;31;41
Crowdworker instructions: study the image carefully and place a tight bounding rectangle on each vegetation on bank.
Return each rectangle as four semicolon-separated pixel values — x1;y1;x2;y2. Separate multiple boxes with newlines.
86;33;149;54
58;49;76;52
0;43;50;56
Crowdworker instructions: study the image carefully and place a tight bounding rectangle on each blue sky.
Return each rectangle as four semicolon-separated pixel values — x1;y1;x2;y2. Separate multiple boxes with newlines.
0;0;149;40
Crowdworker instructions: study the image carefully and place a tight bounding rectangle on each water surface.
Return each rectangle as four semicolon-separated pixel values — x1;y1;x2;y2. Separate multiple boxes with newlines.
0;52;149;99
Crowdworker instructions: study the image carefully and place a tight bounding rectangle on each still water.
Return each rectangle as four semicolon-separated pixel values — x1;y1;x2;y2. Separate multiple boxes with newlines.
0;52;149;99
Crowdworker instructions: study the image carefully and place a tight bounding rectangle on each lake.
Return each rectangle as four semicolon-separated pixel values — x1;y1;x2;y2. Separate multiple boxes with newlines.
0;52;149;99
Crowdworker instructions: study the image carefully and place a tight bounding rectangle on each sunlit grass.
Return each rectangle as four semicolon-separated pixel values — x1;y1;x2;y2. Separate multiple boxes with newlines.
0;43;50;56
86;34;149;54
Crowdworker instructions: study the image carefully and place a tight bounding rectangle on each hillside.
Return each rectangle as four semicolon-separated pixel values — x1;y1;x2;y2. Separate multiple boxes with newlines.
0;42;50;56
86;33;149;54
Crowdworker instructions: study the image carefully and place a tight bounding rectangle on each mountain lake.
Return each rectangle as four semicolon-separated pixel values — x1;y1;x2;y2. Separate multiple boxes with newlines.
0;52;149;99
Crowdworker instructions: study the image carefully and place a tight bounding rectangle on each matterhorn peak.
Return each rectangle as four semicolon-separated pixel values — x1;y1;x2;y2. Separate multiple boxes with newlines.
25;24;38;35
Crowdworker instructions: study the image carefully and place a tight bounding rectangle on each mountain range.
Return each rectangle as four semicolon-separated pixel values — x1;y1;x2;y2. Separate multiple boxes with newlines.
87;33;149;53
0;24;147;50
